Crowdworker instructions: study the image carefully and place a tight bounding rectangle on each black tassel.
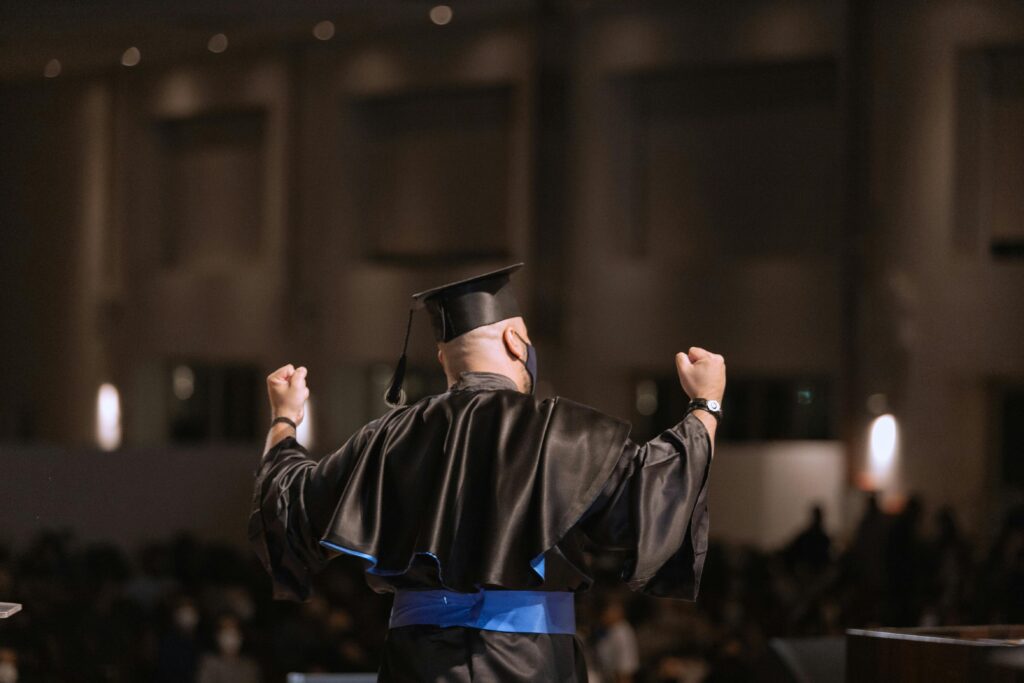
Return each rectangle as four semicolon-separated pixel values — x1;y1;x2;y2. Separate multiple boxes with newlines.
384;308;415;407
384;354;407;407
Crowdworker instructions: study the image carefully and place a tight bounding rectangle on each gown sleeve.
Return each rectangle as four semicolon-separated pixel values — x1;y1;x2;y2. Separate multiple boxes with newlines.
248;426;375;601
577;412;713;600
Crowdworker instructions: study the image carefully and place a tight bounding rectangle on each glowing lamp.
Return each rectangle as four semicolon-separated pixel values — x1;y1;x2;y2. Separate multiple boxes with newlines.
868;413;898;487
96;383;122;451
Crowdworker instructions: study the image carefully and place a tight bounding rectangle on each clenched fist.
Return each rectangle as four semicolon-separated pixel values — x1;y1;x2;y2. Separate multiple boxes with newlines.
675;347;726;402
267;364;309;424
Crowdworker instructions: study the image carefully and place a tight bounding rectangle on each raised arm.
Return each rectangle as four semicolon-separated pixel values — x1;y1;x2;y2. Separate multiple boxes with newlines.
578;348;725;600
251;364;372;601
263;364;310;453
674;347;726;445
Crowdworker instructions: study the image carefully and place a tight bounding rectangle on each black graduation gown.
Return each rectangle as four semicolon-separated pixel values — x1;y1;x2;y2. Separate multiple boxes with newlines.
250;372;712;682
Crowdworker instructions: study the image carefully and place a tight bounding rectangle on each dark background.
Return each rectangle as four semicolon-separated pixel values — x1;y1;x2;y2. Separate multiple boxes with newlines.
1;1;1023;681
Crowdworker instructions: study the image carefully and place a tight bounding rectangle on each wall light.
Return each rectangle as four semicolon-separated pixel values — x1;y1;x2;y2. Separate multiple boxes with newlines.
868;413;898;487
635;380;658;416
172;365;195;401
44;59;62;78
96;383;122;451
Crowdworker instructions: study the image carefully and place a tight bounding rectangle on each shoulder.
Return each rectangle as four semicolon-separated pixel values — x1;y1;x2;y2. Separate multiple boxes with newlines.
548;396;631;437
372;391;631;442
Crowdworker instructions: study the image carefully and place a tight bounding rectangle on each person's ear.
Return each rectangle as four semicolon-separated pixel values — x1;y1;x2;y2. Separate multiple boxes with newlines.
437;346;446;368
503;327;526;362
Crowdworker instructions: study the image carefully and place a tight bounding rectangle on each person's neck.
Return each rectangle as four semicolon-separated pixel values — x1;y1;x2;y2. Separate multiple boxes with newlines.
448;370;522;393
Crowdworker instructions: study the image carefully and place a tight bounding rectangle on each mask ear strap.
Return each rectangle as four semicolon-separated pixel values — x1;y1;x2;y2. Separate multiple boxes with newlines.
512;331;536;395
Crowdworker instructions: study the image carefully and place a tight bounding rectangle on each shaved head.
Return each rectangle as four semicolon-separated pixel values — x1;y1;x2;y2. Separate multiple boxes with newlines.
438;317;532;393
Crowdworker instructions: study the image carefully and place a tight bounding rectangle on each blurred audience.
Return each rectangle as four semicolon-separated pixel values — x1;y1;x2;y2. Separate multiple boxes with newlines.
1;496;1021;682
0;647;18;683
783;505;831;579
196;615;259;683
157;595;200;683
592;594;640;683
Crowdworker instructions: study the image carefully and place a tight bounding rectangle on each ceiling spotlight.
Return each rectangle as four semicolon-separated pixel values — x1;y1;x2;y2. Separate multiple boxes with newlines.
429;5;453;26
44;58;61;78
121;47;141;67
207;33;228;54
313;20;336;41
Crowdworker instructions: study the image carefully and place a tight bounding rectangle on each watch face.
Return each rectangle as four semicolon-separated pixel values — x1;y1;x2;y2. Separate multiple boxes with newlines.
706;400;721;412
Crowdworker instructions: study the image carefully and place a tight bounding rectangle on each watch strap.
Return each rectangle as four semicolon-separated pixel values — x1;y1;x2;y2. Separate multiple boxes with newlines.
271;416;298;430
686;398;722;423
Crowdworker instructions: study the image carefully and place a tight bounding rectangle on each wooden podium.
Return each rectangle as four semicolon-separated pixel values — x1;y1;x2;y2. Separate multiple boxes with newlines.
847;625;1024;683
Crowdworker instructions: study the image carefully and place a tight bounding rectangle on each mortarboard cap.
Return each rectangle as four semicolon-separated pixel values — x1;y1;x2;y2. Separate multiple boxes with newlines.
413;263;524;343
384;263;524;406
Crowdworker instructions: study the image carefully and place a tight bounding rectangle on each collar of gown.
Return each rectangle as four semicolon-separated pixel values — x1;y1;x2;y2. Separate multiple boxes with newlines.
451;371;520;393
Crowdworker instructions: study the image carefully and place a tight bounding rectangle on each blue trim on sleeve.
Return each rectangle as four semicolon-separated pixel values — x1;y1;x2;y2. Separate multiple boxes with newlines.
530;553;546;580
320;540;378;565
320;540;444;578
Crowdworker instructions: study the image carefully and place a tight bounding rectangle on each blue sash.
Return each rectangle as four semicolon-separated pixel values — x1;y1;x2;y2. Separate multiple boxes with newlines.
389;589;575;635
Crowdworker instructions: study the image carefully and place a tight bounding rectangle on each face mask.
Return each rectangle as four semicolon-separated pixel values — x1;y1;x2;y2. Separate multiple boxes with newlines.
514;333;538;394
0;662;17;683
217;629;243;656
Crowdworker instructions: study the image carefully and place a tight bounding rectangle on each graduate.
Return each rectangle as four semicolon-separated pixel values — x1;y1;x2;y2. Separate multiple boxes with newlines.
250;264;725;682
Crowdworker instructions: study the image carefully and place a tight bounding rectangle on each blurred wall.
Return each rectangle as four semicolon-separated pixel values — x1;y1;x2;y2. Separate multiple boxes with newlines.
0;441;845;552
709;441;846;549
1;0;1023;546
856;0;1024;536
3;445;254;548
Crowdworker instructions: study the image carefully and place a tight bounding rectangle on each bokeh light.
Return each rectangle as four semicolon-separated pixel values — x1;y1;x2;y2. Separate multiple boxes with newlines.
868;413;898;486
207;33;229;54
96;383;122;451
121;47;141;67
313;20;336;41
429;5;453;26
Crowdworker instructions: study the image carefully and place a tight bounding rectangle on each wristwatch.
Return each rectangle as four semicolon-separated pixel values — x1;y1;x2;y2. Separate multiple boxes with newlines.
687;398;723;423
